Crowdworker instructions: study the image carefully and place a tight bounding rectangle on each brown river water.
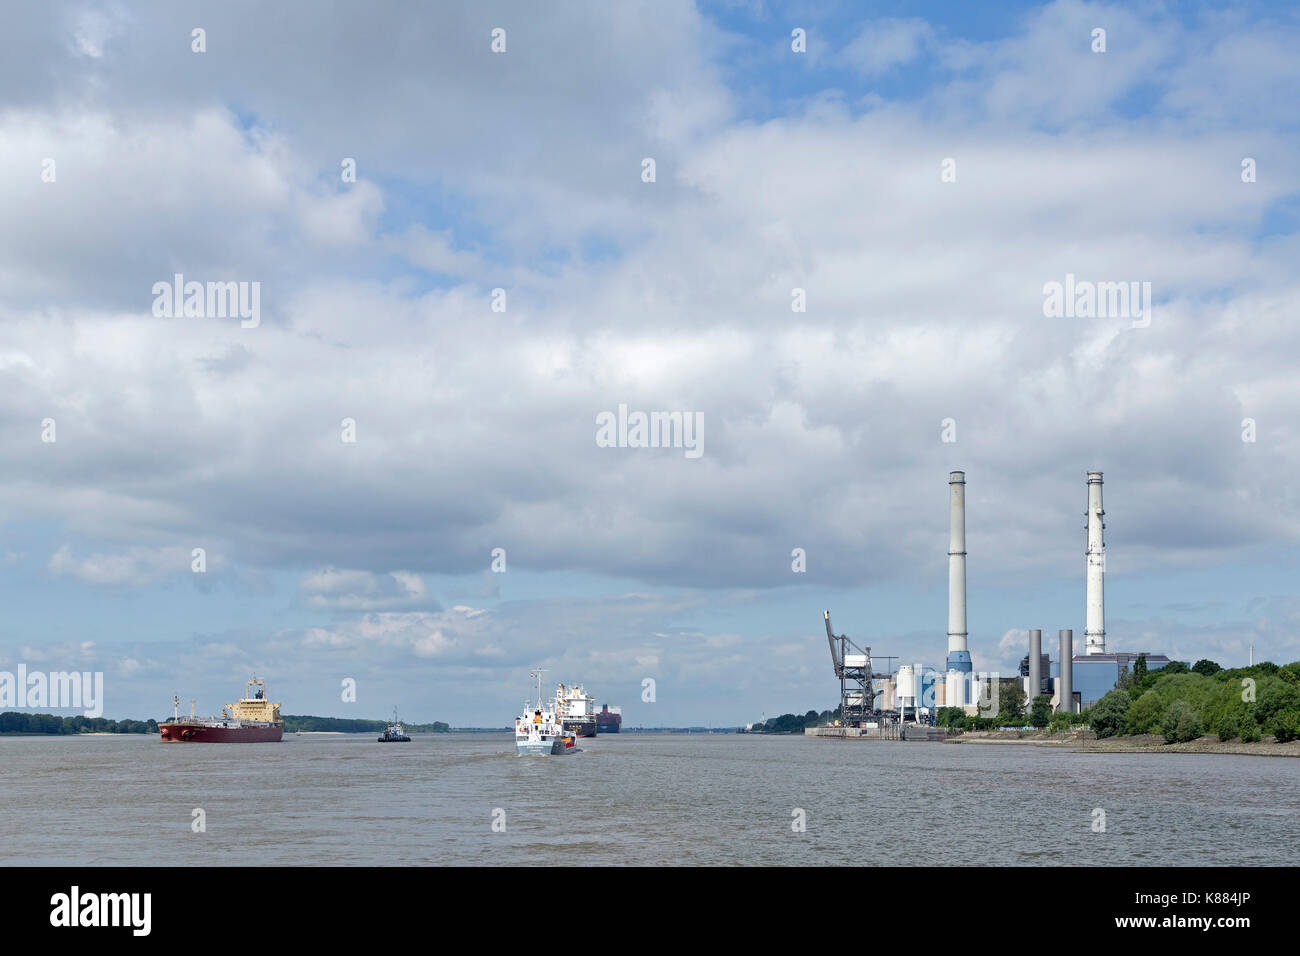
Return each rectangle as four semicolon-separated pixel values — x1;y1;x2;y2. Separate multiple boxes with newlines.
2;732;1295;865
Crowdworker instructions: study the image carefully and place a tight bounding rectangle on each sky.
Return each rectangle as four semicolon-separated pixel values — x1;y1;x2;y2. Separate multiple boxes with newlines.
1;0;1298;726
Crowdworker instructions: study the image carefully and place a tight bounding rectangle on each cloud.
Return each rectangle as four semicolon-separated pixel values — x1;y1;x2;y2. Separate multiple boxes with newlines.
842;18;933;75
297;569;433;611
47;545;199;587
1;1;1299;722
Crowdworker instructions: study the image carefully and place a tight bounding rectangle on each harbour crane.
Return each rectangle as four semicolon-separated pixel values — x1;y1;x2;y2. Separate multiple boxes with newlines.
823;610;878;726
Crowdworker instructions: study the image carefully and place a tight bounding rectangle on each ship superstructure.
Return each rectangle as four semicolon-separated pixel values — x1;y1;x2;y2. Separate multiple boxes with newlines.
378;708;411;742
556;682;597;737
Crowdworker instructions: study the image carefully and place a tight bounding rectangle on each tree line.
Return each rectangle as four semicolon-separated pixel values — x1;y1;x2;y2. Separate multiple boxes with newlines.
282;715;450;733
0;713;159;735
0;713;452;735
1088;658;1300;743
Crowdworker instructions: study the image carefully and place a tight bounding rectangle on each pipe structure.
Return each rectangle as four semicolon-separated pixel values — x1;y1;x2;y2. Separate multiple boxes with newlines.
1029;629;1042;700
1058;629;1074;713
947;473;972;691
1085;472;1106;656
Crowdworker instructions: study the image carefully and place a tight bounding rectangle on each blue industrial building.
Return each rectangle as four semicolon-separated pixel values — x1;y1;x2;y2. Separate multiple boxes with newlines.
1055;653;1176;707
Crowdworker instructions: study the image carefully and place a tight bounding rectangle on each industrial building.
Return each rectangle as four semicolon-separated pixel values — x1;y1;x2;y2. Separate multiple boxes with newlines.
819;468;1181;731
1019;472;1181;712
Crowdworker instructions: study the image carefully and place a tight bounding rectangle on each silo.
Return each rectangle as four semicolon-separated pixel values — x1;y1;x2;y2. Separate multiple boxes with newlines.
945;670;964;709
897;665;916;718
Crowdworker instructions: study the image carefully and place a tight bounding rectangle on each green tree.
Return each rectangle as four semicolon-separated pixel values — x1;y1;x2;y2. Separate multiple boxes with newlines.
1029;695;1052;728
936;707;966;729
1091;690;1130;739
1267;708;1300;743
1133;653;1148;683
1192;659;1222;677
997;680;1026;724
1161;700;1202;743
1116;666;1136;692
1047;711;1072;734
1216;711;1239;742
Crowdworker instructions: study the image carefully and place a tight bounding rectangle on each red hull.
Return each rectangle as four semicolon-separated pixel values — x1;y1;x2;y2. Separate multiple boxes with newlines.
160;723;282;743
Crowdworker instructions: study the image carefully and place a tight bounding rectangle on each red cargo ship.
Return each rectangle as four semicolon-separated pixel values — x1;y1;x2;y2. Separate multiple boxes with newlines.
595;704;621;734
159;675;283;743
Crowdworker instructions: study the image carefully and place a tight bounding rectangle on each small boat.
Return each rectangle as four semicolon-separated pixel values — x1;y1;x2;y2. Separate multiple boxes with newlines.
377;709;411;742
515;669;578;755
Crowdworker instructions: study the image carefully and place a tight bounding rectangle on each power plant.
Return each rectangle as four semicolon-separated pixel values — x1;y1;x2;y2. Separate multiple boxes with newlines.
814;468;1181;736
1021;472;1179;711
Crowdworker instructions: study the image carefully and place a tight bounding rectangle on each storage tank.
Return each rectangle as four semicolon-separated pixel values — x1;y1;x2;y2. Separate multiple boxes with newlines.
896;665;917;720
880;678;896;711
896;665;916;702
945;670;965;708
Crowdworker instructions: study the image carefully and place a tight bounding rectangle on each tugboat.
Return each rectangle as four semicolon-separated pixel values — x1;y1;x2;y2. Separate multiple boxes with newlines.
514;669;578;755
159;675;283;743
377;709;411;742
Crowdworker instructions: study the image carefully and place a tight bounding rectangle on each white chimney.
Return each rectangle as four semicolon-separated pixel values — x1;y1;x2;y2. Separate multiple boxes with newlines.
1085;471;1106;656
947;472;972;681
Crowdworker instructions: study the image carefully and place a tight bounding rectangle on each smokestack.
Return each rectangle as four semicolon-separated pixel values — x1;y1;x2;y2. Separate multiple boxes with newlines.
1029;629;1042;700
1058;629;1074;713
1085;472;1106;656
946;472;972;684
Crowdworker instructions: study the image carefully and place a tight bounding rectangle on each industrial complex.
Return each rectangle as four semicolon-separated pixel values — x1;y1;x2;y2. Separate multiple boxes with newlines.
817;469;1178;733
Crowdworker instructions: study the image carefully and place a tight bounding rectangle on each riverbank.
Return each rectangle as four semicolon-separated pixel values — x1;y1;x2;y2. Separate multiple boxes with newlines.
947;729;1300;756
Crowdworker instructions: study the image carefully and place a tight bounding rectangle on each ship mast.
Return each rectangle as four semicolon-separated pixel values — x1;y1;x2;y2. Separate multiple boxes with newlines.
530;667;545;710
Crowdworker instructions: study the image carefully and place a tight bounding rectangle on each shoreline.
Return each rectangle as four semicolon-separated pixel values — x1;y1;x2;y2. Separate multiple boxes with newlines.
945;730;1300;757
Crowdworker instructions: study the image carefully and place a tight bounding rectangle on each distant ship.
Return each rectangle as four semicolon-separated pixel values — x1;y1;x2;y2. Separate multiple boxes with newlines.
515;669;577;755
556;682;597;737
596;704;622;734
378;709;411;742
159;675;283;743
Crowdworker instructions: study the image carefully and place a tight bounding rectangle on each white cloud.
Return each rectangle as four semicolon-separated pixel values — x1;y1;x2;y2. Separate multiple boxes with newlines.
842;18;933;75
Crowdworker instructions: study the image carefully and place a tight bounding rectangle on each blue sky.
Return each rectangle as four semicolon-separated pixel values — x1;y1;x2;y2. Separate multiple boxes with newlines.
1;0;1299;725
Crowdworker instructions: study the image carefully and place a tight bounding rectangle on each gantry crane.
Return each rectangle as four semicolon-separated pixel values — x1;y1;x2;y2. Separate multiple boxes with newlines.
823;610;877;726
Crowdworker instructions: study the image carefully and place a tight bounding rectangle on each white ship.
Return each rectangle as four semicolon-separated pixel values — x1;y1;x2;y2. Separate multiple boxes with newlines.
556;682;597;737
515;669;577;755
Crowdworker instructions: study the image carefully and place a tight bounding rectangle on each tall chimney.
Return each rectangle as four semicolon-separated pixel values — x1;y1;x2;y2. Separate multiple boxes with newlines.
1058;629;1074;713
1029;629;1042;700
947;472;972;686
1085;471;1106;656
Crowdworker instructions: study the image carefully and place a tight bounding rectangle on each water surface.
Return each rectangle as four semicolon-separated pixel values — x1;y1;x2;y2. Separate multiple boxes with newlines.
2;733;1294;865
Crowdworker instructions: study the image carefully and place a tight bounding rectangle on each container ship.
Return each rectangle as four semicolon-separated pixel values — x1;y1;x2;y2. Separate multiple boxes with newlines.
557;682;597;737
595;704;621;734
159;675;283;743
